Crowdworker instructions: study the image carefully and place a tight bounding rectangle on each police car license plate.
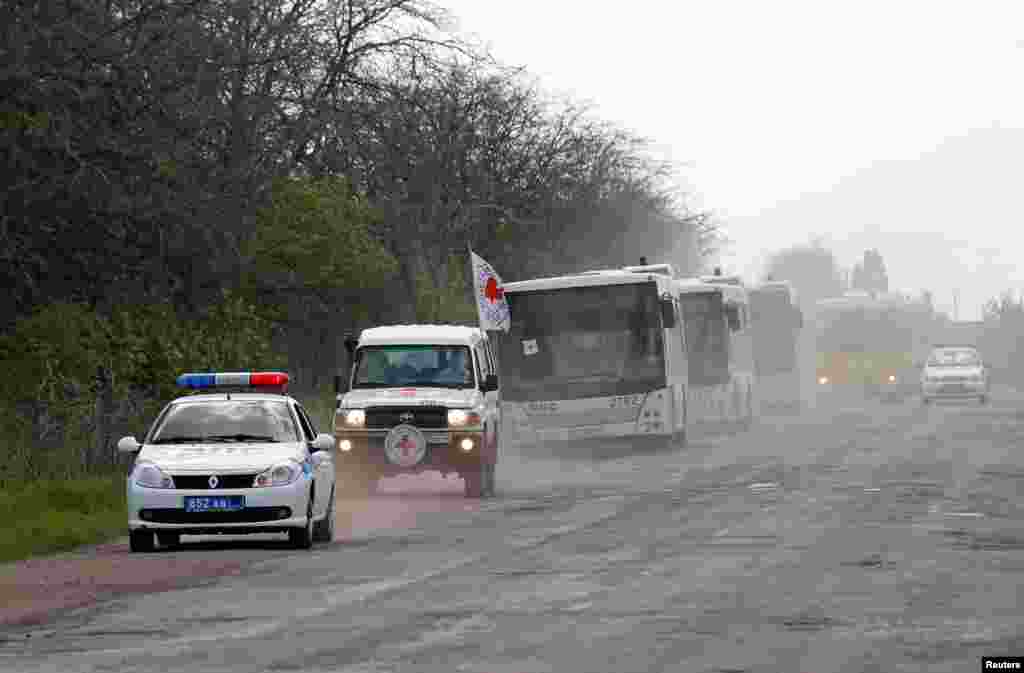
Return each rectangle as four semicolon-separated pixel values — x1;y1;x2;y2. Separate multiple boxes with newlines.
941;384;966;393
184;496;245;512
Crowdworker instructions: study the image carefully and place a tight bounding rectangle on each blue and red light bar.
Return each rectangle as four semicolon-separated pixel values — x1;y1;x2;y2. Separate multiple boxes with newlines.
176;372;290;389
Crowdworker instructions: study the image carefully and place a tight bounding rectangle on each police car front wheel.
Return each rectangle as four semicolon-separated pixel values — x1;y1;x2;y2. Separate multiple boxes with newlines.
289;494;314;549
129;530;154;553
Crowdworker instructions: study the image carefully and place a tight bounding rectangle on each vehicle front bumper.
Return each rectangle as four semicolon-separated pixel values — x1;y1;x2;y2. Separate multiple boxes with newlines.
334;428;488;474
921;380;987;399
127;476;312;534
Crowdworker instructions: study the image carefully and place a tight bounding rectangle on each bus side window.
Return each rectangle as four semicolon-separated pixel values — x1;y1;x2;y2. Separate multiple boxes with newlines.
726;305;742;332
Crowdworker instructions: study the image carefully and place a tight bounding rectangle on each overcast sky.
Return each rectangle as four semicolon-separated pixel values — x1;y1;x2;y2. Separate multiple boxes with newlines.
440;0;1024;320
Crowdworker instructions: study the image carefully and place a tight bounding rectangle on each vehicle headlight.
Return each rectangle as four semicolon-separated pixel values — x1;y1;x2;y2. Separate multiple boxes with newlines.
447;409;482;427
342;409;365;427
253;460;303;487
132;462;175;489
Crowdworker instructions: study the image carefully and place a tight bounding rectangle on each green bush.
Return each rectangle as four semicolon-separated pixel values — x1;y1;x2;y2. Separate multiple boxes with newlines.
0;291;284;485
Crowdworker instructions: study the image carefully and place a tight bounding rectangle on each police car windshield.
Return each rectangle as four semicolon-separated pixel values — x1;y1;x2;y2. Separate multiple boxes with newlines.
149;400;300;444
353;345;474;389
927;349;980;367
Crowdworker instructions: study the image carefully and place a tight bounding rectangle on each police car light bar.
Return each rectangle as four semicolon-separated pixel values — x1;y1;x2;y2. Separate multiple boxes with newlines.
176;372;290;389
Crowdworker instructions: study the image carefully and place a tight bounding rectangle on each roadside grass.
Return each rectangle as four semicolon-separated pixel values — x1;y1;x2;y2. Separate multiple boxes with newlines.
0;475;127;563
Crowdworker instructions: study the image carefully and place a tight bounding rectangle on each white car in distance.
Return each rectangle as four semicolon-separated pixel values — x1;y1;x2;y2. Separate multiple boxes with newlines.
920;346;990;405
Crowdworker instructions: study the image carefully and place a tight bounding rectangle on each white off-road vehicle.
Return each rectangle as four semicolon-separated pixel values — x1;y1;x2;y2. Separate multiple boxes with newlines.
333;325;501;498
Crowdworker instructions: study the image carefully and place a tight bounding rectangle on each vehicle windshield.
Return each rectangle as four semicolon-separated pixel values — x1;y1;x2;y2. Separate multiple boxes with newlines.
927;348;980;367
352;345;474;389
678;290;731;386
816;307;916;354
148;400;300;444
499;282;666;401
749;287;800;376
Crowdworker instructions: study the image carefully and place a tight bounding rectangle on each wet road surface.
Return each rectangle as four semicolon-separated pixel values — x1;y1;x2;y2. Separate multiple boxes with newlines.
4;389;1024;672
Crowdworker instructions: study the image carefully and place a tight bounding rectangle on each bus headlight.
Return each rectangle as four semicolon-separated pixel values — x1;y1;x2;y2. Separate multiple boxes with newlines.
818;376;829;385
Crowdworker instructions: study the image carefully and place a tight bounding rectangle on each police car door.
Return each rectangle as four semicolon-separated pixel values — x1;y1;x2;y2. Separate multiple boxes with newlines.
295;405;331;517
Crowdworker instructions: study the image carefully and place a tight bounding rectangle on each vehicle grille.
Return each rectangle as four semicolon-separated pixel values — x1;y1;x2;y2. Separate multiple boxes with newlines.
171;474;260;490
365;406;447;429
140;507;289;524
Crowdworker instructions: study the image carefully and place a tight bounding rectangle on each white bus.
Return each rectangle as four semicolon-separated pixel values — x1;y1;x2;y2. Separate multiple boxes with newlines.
749;280;804;413
676;276;757;432
498;263;689;447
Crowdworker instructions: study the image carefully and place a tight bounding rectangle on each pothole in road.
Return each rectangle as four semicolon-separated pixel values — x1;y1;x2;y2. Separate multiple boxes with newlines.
840;553;897;570
765;609;849;632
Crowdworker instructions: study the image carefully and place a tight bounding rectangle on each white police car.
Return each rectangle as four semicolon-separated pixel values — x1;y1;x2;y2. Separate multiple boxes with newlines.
118;372;337;552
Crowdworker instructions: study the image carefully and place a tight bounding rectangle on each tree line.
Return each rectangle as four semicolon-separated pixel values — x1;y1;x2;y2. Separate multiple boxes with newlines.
0;0;715;482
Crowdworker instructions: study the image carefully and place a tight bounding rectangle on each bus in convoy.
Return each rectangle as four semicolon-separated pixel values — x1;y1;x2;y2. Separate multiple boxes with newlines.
813;290;934;402
749;280;804;413
498;263;689;448
676;273;757;433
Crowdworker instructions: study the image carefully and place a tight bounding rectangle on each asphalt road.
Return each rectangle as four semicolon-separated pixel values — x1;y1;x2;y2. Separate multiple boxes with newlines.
5;388;1024;672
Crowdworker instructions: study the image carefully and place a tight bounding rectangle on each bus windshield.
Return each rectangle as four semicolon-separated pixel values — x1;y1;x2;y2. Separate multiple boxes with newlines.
678;291;730;386
750;288;799;375
499;282;666;401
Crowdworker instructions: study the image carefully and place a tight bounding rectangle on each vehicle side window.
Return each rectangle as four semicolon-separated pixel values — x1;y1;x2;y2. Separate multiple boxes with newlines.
476;344;489;380
482;338;493;374
302;406;320;435
293;405;315;441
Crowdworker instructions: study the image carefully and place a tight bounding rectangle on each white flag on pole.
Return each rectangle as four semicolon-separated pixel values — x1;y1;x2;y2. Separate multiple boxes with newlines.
469;248;511;332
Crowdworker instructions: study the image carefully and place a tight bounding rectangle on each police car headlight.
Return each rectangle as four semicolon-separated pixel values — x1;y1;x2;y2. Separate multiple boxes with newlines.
254;460;303;487
447;409;482;427
132;462;175;489
343;409;365;427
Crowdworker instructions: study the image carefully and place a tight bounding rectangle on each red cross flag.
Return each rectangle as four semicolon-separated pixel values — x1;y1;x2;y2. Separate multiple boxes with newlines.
469;247;511;332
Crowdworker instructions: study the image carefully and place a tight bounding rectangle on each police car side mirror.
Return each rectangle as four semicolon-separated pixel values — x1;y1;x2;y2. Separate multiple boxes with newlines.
312;433;336;452
482;373;499;392
334;374;350;395
343;335;358;355
117;436;141;453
